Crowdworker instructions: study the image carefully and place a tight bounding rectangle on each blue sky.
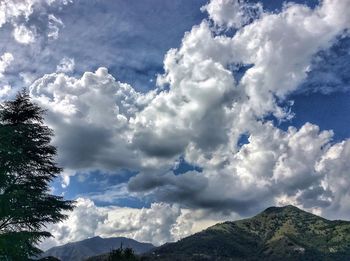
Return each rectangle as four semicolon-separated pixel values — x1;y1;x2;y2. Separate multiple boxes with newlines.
1;0;350;249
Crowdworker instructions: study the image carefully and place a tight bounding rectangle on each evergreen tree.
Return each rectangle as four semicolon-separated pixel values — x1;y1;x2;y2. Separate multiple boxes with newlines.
0;90;74;260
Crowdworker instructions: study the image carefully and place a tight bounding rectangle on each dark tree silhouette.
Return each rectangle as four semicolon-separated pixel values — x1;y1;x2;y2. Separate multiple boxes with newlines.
108;244;137;261
0;90;74;260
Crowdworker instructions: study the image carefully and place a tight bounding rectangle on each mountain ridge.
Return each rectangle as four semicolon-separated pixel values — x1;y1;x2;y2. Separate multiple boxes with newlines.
144;205;350;260
41;206;350;261
40;236;154;261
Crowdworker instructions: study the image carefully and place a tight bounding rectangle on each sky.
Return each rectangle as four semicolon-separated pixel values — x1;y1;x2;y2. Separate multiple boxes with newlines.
1;0;350;251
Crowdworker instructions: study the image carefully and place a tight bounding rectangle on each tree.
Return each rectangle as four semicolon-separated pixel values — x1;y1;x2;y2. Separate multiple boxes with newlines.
108;243;138;261
0;90;74;260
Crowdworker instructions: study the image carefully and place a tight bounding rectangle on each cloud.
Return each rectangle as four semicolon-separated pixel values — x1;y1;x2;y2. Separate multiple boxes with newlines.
129;122;339;215
126;0;350;164
313;139;350;219
201;0;262;29
13;24;36;44
0;52;14;98
0;0;35;28
0;0;74;100
0;85;11;98
40;198;108;250
28;0;350;221
230;0;350;118
0;0;72;44
100;202;181;246
30;67;159;176
47;14;64;40
56;57;75;73
39;197;239;250
0;52;13;77
40;199;181;250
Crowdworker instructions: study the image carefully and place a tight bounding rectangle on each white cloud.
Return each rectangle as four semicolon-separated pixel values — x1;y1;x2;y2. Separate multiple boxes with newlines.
101;203;181;246
231;0;350;118
0;85;11;98
0;0;35;28
40;198;108;250
13;24;36;44
0;52;14;99
314;140;350;219
201;0;262;29
40;198;223;250
0;52;13;77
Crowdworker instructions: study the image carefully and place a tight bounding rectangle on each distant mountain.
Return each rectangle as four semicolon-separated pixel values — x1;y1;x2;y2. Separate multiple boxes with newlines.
145;205;350;260
41;236;154;261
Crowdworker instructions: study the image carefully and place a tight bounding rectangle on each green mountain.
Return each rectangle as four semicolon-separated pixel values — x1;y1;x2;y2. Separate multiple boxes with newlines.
145;205;350;260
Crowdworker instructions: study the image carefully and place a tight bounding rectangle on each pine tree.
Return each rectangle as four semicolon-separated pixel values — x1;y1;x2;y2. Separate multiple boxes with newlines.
0;90;74;260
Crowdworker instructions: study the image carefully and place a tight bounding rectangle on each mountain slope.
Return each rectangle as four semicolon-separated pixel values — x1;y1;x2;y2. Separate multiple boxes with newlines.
41;236;154;261
146;205;350;260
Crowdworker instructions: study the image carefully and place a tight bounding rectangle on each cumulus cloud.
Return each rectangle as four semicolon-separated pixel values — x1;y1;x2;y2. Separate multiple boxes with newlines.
40;198;108;250
29;0;350;232
30;67;159;177
231;0;350;118
40;198;196;250
131;0;350;163
101;203;181;246
39;197;241;251
129;122;339;215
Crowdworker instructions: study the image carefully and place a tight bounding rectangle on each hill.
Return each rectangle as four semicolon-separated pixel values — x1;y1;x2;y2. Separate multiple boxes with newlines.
40;236;154;261
145;205;350;260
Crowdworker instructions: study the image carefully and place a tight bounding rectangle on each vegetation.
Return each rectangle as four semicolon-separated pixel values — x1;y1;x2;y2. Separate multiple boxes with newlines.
0;90;74;260
144;205;350;260
86;245;140;261
107;245;137;261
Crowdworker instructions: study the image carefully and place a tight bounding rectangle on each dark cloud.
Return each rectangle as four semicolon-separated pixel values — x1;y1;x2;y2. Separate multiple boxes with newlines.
128;171;269;216
132;130;189;158
52;121;114;169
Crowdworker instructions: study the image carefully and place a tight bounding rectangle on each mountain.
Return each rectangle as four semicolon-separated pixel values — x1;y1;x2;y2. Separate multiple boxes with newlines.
41;236;154;261
145;205;350;260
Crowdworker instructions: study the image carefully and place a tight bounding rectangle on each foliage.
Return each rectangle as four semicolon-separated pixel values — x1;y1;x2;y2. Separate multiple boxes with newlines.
107;245;138;261
0;90;74;260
